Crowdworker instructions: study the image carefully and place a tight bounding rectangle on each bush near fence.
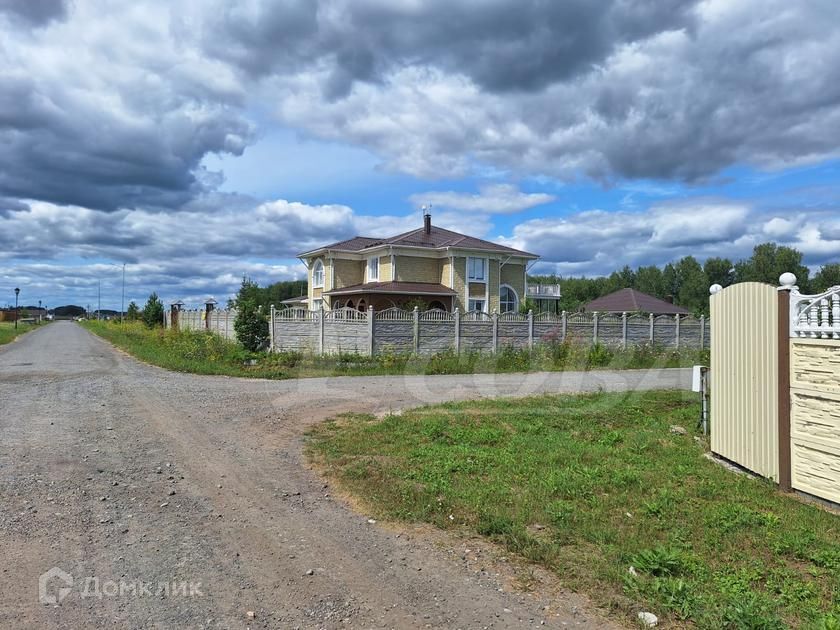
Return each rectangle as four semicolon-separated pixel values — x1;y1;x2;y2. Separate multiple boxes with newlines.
268;306;710;356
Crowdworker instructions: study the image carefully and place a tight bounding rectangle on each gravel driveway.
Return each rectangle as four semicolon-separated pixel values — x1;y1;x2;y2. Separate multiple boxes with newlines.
0;322;690;629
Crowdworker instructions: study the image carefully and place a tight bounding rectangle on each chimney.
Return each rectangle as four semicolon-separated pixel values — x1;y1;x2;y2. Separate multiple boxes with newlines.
665;294;674;304
423;205;432;235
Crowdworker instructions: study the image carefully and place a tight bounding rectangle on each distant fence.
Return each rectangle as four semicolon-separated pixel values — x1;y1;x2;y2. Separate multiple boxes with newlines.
164;309;237;340
269;307;710;356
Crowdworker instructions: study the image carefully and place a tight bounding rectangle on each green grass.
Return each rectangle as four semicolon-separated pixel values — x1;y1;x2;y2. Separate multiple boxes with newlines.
307;391;840;629
82;319;709;380
0;320;41;345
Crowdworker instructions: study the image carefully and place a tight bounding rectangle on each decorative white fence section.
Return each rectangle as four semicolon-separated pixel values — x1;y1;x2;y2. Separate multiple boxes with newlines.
790;285;840;339
164;309;237;340
784;277;840;505
269;306;710;356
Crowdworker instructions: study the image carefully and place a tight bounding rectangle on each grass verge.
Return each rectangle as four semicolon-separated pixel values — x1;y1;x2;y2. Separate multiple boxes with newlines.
0;321;42;346
82;320;709;379
307;391;840;629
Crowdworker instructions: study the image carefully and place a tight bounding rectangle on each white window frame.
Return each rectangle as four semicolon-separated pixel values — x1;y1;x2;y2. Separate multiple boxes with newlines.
468;298;485;313
499;284;518;313
366;256;380;282
311;259;325;288
467;256;486;282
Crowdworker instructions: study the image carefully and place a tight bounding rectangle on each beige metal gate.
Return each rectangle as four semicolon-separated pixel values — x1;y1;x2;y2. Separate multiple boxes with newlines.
710;282;780;481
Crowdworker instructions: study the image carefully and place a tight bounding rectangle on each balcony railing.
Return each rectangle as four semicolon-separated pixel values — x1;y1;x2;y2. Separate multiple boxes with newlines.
527;284;562;298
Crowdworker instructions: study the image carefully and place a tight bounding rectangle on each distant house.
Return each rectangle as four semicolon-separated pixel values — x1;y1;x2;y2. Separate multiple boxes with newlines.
584;288;690;315
298;211;538;313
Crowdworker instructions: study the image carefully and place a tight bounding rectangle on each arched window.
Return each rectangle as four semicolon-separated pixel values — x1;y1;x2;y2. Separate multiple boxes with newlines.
500;285;518;313
312;259;324;288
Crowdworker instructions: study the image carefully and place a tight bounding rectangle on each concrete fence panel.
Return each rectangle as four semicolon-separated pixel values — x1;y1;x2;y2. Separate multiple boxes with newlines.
497;312;530;349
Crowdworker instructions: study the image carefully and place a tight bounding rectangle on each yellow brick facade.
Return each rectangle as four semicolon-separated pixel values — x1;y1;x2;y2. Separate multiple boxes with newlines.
500;263;526;311
439;258;451;286
333;258;364;289
378;255;392;282
451;257;466;311
487;259;500;313
394;256;440;283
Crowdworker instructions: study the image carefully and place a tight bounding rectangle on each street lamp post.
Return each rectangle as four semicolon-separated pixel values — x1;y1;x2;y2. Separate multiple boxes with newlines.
121;263;126;324
14;287;20;329
38;299;42;324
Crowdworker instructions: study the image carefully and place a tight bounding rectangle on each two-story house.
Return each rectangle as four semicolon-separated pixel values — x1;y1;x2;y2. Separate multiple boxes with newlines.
298;212;539;313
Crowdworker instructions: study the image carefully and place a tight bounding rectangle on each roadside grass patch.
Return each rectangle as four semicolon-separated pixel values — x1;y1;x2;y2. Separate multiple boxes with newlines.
307;390;840;628
83;319;709;379
0;320;42;346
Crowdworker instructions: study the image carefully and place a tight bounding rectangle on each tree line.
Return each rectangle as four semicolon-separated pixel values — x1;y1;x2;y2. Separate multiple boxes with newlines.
529;243;840;316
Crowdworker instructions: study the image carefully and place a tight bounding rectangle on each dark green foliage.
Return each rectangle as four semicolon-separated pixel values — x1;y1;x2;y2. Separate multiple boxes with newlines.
734;243;810;290
126;301;140;321
233;277;269;352
141;292;164;328
812;264;840;293
52;305;86;317
226;278;307;310
531;242;814;316
704;256;735;288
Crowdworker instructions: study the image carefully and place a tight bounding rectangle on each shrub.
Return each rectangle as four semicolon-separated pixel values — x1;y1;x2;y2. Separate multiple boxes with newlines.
233;277;269;352
234;300;269;352
141;292;164;328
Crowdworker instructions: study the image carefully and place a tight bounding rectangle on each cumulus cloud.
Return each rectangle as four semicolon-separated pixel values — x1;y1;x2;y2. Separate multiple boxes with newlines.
0;0;68;26
4;0;840;213
0;259;303;310
0;195;499;305
409;184;555;215
0;1;253;211
199;0;698;93
247;0;840;181
503;200;840;277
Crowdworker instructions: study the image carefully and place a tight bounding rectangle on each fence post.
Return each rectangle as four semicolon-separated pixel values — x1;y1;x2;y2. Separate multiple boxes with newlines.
527;309;534;349
622;311;628;350
491;309;498;354
700;314;705;349
675;314;681;349
368;306;375;356
561;310;567;341
318;305;325;355
593;311;599;345
269;304;275;352
454;308;461;355
777;281;793;491
649;312;655;343
413;306;420;354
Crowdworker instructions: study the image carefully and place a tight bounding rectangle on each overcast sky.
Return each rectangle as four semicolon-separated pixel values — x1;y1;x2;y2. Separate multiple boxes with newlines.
1;0;839;309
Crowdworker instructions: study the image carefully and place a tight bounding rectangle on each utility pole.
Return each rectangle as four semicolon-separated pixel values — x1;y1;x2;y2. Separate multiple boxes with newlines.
121;263;126;324
98;280;101;321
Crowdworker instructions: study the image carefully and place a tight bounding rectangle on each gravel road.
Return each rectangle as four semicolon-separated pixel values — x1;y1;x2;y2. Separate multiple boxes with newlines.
0;323;691;629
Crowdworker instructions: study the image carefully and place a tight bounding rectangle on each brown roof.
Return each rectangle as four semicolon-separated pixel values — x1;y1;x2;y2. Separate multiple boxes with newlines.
300;224;537;258
584;288;691;315
324;281;457;297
